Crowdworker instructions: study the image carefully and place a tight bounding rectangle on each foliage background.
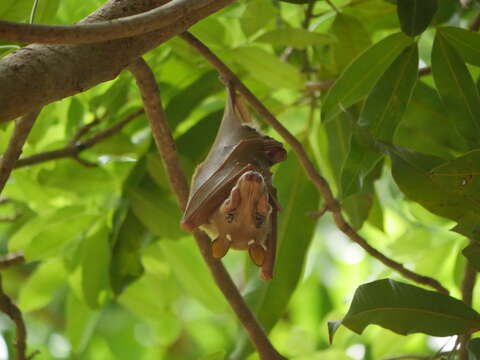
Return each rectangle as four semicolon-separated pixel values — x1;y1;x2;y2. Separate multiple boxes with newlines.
1;0;480;359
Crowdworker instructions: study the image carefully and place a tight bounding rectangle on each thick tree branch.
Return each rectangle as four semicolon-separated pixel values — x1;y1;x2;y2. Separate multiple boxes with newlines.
180;31;449;294
128;57;286;360
0;0;220;44
459;257;477;360
0;111;40;194
0;0;235;123
15;109;143;168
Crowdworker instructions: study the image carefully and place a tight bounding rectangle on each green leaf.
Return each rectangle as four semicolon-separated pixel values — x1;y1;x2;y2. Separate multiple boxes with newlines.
38;162;115;196
468;338;480;359
66;292;101;354
232;153;319;359
388;147;480;225
277;0;313;3
34;0;60;24
395;81;468;157
397;0;437;37
232;46;305;90
82;221;111;309
359;44;418;141
66;97;85;138
110;208;148;295
176;110;223;164
0;0;31;22
158;239;228;313
128;175;183;240
241;0;277;38
462;243;480;272
431;31;480;149
322;32;412;122
256;28;333;49
10;206;96;261
340;129;381;198
198;351;226;360
438;26;480;67
453;212;480;241
330;14;371;72
329;279;480;343
18;259;67;312
165;70;223;130
340;44;418;197
90;76;131;114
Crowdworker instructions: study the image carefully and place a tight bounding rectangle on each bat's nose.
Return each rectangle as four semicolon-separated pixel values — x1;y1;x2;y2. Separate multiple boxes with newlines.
243;171;263;183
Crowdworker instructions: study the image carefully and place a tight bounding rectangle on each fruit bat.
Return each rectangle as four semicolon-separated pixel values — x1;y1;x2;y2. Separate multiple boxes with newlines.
181;84;286;280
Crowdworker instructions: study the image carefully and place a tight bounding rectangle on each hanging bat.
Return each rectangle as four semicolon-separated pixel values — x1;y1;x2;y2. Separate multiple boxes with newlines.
181;84;286;280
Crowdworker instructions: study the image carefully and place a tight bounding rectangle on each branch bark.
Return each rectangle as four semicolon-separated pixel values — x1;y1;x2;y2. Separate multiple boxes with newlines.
180;31;449;294
0;0;235;123
128;57;286;360
0;275;28;360
459;256;477;360
0;111;40;194
0;0;218;44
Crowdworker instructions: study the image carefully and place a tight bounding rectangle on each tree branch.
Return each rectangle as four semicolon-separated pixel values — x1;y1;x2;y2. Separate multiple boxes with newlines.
128;57;286;360
0;0;235;123
459;255;477;360
0;252;24;270
15;109;143;169
0;111;40;194
179;31;449;294
0;275;28;360
0;0;227;44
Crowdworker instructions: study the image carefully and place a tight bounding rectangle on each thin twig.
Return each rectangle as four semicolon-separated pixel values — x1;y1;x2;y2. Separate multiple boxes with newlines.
70;117;102;144
0;0;235;44
459;256;477;360
0;275;28;360
0;252;24;269
180;31;449;294
325;0;340;13
15;109;143;168
382;352;452;360
0;111;40;194
128;57;287;360
301;0;316;73
419;67;432;77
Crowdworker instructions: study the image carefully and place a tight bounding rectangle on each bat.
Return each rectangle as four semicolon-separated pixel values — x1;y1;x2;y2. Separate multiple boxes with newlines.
181;84;286;280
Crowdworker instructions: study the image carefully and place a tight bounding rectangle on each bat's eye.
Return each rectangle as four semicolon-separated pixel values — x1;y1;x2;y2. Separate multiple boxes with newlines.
254;213;265;228
225;212;235;223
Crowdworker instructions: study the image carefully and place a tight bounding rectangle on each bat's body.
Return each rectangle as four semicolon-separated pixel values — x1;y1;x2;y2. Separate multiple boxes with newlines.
181;85;286;279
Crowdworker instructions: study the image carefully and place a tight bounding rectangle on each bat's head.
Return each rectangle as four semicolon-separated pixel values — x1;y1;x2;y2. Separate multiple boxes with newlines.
209;170;272;266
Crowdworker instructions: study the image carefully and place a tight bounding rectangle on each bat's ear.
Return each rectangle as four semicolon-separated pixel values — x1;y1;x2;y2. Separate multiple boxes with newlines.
212;236;231;259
